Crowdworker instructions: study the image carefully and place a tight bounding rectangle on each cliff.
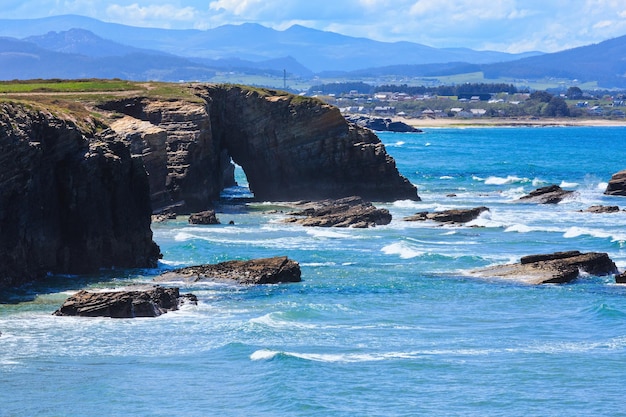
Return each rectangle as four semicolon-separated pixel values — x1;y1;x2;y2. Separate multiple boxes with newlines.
0;102;161;288
0;82;417;288
102;84;418;211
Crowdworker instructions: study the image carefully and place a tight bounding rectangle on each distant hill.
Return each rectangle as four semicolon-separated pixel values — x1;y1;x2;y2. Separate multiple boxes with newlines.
0;15;541;72
482;35;626;88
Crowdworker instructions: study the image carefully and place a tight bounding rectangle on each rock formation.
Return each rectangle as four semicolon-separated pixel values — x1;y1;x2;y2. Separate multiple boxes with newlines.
284;196;392;228
156;256;301;285
470;251;618;285
344;115;422;133
604;170;626;196
579;205;621;213
518;185;575;204
53;286;197;318
188;210;220;225
103;86;418;211
404;207;489;224
0;102;161;289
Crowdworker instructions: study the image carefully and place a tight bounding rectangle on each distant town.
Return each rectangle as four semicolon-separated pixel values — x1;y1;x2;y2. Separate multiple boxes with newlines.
306;82;626;120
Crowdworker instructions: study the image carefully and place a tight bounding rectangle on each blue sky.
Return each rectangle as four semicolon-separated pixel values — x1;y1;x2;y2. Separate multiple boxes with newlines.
3;0;626;53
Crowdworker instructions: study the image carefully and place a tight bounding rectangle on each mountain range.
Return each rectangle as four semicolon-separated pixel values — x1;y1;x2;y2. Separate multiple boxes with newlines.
0;15;625;89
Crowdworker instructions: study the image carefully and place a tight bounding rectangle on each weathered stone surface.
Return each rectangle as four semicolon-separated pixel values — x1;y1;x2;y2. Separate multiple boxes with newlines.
605;170;626;196
470;251;618;285
345;115;422;133
518;185;575;204
0;103;161;289
579;205;621;213
284;196;392;228
404;206;489;223
615;271;626;284
53;286;197;318
156;256;301;285
188;210;220;225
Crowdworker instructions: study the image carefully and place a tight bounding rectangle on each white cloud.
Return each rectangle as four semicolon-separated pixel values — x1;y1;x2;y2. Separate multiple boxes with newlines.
106;3;197;26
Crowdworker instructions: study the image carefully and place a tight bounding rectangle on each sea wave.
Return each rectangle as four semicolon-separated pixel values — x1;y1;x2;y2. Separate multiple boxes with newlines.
483;175;530;185
381;242;424;259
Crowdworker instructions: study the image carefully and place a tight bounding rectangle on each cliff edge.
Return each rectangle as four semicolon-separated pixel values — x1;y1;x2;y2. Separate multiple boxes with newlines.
0;102;161;288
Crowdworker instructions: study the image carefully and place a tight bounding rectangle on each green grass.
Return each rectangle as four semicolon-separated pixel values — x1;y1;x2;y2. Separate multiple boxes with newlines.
0;78;140;93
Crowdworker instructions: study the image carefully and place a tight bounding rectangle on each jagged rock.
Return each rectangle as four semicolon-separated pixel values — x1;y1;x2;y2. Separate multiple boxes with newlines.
470;251;618;285
53;286;197;318
605;170;626;196
188;210;220;225
580;205;621;213
518;185;575;204
404;206;489;223
152;211;177;223
616;271;626;284
284;196;392;228
345;115;422;133
156;256;301;285
0;103;161;289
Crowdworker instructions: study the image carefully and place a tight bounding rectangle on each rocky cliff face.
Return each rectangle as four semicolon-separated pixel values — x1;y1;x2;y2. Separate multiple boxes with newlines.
103;85;418;212
0;103;160;288
201;85;418;202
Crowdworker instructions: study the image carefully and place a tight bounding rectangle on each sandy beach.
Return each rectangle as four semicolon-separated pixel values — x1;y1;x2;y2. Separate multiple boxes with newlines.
396;116;626;128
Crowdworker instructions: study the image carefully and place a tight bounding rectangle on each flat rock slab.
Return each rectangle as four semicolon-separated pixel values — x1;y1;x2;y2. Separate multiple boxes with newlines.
156;256;301;285
518;185;575;204
188;210;220;224
284;196;391;228
469;251;618;285
404;206;489;224
53;286;197;318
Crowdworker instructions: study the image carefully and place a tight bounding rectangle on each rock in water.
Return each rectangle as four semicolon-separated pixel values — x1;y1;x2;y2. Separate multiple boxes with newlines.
0;103;161;289
605;170;626;196
156;256;301;285
53;286;197;318
188;210;220;225
404;207;489;224
518;185;575;204
284;196;392;228
470;251;618;285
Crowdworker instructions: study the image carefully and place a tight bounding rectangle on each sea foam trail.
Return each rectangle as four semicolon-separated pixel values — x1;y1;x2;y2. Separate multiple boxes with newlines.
381;242;424;259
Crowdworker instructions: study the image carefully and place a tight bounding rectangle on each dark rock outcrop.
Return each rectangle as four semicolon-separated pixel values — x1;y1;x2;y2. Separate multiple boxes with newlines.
615;271;626;284
284;196;392;228
470;251;618;285
0;103;161;289
345;115;422;133
404;206;489;224
605;170;626;196
518;185;575;204
156;256;301;285
188;210;220;225
53;286;197;318
579;205;621;213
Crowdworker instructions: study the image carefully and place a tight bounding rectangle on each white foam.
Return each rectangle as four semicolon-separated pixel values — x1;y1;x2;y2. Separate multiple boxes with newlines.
250;349;280;361
306;229;352;239
381;242;424;259
560;180;580;188
484;175;529;185
598;182;609;190
439;175;454;180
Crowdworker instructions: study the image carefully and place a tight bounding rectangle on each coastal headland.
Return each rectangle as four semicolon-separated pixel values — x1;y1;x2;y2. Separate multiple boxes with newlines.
0;80;417;288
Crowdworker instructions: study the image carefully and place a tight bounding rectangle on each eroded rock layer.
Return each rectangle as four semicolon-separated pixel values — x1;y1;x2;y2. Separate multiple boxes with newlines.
0;103;161;288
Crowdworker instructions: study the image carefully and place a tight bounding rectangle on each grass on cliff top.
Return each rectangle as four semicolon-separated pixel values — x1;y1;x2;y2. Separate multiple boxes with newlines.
0;78;139;93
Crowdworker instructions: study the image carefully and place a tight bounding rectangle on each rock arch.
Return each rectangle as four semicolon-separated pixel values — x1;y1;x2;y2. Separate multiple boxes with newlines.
105;85;419;213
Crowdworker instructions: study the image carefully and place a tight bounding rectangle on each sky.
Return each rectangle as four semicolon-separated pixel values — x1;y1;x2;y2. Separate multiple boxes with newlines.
3;0;626;53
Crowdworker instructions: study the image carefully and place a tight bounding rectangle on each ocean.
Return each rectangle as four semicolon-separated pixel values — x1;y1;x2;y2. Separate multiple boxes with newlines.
2;126;626;416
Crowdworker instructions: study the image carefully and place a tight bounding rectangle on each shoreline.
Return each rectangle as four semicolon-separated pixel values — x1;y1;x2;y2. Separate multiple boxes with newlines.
394;116;626;128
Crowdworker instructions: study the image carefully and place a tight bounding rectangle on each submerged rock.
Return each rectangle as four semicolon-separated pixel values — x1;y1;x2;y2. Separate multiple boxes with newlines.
404;206;489;224
605;170;626;196
518;185;575;204
470;251;618;285
156;256;301;285
284;196;392;228
53;286;197;318
579;205;621;213
188;210;220;225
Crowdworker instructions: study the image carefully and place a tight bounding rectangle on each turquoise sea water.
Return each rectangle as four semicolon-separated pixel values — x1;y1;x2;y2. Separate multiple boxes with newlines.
2;127;626;416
